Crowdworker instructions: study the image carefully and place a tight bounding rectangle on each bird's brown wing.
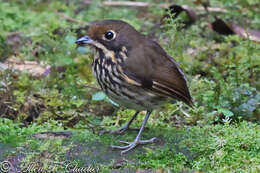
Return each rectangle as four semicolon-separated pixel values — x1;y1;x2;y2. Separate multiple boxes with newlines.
123;39;193;107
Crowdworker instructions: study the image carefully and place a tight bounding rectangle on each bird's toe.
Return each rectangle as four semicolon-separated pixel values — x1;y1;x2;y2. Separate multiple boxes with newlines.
111;137;157;154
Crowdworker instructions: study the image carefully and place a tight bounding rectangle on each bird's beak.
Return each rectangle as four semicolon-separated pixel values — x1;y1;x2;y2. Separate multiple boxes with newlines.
75;35;93;45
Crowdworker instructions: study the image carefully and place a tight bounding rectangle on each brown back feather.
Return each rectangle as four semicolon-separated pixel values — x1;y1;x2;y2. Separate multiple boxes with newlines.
124;37;193;107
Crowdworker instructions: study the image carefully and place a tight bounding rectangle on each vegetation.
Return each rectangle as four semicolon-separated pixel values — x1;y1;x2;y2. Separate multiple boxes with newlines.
0;0;259;172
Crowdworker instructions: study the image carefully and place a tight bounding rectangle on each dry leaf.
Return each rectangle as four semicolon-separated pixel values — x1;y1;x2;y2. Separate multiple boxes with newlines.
164;4;197;26
211;18;260;43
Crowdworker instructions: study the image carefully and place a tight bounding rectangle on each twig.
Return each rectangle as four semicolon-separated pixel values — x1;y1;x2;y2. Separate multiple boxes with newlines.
56;12;88;25
102;1;160;8
101;1;227;13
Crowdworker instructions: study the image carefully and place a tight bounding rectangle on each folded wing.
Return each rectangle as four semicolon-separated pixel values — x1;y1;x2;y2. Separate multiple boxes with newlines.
123;38;193;107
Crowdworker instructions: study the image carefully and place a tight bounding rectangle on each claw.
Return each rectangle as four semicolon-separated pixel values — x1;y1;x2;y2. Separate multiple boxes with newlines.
109;111;154;154
121;144;137;154
111;145;129;150
119;141;130;145
110;137;157;154
139;137;157;144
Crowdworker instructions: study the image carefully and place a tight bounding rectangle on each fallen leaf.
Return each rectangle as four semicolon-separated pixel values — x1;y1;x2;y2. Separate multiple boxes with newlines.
211;18;260;43
211;18;234;35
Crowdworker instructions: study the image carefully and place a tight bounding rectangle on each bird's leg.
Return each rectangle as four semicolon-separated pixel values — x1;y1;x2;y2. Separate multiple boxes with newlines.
102;111;139;134
111;110;156;154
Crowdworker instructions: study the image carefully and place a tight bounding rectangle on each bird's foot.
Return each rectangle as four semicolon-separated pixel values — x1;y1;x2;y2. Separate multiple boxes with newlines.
111;137;157;154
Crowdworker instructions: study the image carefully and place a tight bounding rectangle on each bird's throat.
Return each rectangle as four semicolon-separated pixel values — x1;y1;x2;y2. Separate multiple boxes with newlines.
89;41;117;64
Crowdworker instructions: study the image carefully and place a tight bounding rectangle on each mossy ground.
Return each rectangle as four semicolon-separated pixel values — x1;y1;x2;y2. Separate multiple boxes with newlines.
1;119;259;172
0;0;259;172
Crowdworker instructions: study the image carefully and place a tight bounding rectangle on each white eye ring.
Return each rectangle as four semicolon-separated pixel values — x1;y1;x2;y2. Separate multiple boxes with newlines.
103;30;116;41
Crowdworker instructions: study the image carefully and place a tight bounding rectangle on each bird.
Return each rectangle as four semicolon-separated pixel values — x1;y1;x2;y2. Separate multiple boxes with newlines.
75;20;193;154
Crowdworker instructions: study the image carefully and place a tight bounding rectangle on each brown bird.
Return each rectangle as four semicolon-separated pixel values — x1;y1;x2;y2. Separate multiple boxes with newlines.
76;20;193;154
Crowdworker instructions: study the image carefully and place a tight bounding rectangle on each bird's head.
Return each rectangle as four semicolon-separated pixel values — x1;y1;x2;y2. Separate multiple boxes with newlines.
76;20;142;52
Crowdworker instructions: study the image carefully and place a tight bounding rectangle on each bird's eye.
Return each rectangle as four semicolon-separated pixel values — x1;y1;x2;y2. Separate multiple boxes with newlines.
104;31;115;40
